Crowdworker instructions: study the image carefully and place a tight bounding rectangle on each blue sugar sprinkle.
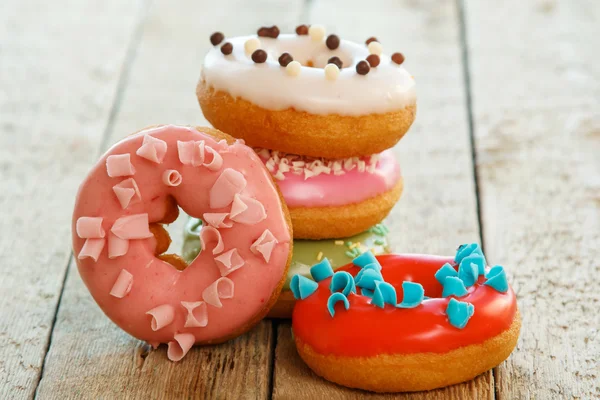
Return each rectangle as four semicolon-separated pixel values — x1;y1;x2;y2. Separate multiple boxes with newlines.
290;275;319;300
461;254;487;275
458;259;479;288
327;292;350;318
396;281;424;309
442;276;469;298
446;298;475;329
355;269;384;290
310;258;334;282
455;243;483;264
352;251;380;269
372;281;397;308
330;271;357;296
484;265;508;293
361;288;374;298
435;263;458;285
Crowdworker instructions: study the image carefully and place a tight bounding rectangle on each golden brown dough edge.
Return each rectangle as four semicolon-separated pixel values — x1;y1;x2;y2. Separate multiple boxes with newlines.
289;179;403;239
295;311;521;393
197;81;416;159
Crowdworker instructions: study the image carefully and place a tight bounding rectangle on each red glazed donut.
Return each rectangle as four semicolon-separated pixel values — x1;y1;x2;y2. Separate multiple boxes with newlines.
291;245;520;392
72;125;292;361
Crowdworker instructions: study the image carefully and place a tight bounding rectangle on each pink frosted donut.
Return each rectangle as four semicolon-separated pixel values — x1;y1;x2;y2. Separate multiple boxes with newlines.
72;125;292;361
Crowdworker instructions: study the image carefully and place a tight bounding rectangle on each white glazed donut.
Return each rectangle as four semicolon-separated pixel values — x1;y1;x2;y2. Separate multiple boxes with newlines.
197;26;417;159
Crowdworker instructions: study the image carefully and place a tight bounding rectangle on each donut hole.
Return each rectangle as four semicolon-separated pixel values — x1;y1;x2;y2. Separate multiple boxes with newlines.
149;197;195;271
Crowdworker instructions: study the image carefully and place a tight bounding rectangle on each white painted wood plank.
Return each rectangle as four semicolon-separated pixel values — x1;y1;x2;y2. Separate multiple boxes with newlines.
273;0;488;397
35;1;304;398
0;1;142;398
465;0;600;398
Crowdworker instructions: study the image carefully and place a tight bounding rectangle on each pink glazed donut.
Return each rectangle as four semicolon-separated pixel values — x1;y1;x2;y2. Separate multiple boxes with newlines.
72;125;292;361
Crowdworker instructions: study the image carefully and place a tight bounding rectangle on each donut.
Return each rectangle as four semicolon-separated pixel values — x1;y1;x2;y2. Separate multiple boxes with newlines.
72;125;292;361
197;26;416;159
183;217;391;318
291;244;520;392
256;148;402;239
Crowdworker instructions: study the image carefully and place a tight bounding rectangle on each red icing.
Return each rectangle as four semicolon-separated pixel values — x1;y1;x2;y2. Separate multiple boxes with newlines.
292;254;517;356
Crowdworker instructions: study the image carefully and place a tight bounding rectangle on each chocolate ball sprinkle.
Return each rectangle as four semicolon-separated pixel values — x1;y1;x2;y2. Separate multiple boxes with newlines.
278;52;293;67
356;60;370;75
296;24;309;35
252;49;268;63
257;25;280;38
391;52;405;65
210;32;225;46
327;56;343;69
326;34;340;50
220;42;233;55
365;37;378;45
366;54;380;68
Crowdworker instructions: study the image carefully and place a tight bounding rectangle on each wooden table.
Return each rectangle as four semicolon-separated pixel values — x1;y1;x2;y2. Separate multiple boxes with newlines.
1;0;598;398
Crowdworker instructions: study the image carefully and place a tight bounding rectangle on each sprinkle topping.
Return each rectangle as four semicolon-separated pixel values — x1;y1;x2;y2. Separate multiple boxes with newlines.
366;54;380;68
365;36;378;45
324;64;340;81
257;25;280;38
296;24;309;35
309;25;326;42
326;34;340;50
244;38;260;55
367;41;382;56
256;148;380;181
278;52;293;67
392;52;405;65
286;61;301;77
210;32;224;46
220;42;233;55
251;49;267;63
356;60;370;75
327;56;343;69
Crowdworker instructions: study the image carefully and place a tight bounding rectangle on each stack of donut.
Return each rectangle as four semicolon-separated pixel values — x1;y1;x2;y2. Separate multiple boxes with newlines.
193;25;416;317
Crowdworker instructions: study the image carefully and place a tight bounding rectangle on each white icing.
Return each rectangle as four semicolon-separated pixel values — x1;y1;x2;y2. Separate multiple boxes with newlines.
202;34;416;115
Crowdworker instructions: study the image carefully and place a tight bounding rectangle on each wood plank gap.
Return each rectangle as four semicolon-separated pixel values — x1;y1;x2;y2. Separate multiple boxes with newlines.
98;0;153;153
32;2;151;397
456;0;485;251
32;258;72;399
267;320;279;400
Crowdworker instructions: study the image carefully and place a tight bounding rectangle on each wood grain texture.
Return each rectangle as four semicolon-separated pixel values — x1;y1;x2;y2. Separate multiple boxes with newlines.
35;0;303;398
465;0;600;399
273;0;493;398
0;1;141;398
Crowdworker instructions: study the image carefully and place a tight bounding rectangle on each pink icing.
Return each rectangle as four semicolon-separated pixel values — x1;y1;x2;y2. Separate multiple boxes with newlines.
72;125;291;353
272;149;400;208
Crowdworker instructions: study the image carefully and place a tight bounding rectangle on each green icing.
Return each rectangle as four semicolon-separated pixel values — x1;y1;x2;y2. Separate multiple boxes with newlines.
182;217;392;290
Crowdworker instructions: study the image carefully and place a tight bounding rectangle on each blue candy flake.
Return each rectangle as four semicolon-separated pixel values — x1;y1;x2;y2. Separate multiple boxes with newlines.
290;275;319;300
396;281;424;308
361;262;382;272
355;268;384;290
484;265;509;293
310;258;334;282
371;281;397;308
352;251;380;269
446;298;475;329
461;254;487;275
435;263;458;285
442;276;468;298
327;292;350;318
455;243;483;264
330;271;357;296
458;259;478;288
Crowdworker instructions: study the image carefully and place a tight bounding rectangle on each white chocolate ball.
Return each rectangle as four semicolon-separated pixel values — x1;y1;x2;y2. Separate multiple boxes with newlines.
286;61;302;77
309;25;326;42
244;38;261;55
324;64;340;81
368;41;383;56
